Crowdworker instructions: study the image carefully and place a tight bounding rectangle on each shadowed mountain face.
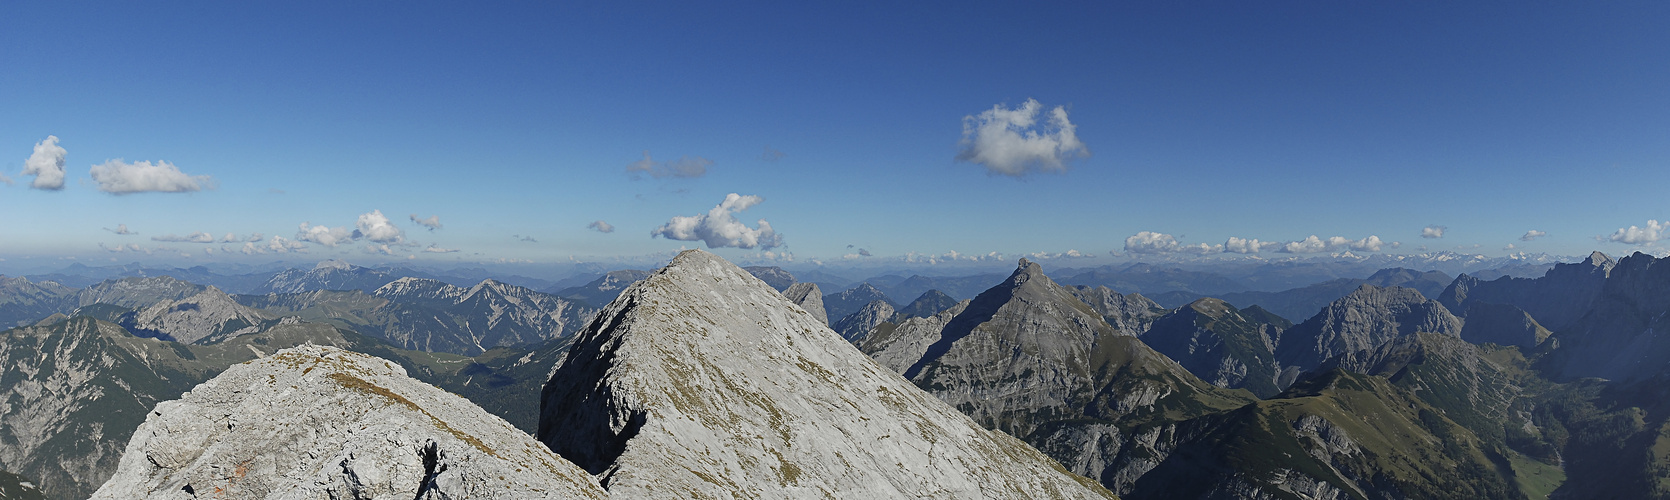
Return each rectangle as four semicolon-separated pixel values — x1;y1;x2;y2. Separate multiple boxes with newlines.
551;269;651;308
1142;299;1291;398
1535;252;1670;383
895;289;958;320
0;277;75;329
1274;284;1463;386
1439;251;1615;332
742;265;796;291
1068;285;1166;335
832;299;894;342
538;250;1115;499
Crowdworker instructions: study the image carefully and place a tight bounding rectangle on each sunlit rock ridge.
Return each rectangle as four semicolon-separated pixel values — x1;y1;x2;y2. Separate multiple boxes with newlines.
539;249;1113;499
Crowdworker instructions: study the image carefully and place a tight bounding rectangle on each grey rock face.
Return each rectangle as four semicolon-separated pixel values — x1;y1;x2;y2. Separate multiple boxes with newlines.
539;249;1114;499
1068;285;1165;335
249;260;405;294
858;300;970;374
1456;301;1550;350
832;299;895;342
551;269;650;308
92;345;606;499
1275;284;1463;384
129;286;268;344
781;282;827;325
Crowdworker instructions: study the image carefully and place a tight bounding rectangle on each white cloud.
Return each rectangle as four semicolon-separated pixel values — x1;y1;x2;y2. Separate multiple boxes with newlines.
1609;220;1670;245
105;224;137;235
89;159;212;194
247;233;264;242
99;243;143;253
1521;230;1547;241
410;214;442;230
1421;225;1447;239
1277;235;1386;253
151;232;216;243
1224;237;1281;254
1123;231;1221;254
588;220;615;233
956;98;1087;177
22;136;67;190
1504;243;1517;250
240;242;264;255
354;210;404;243
296;223;354;247
267;235;308;253
363;244;395;255
221;233;238;243
626;150;711;179
22;136;68;191
423;244;460;253
0;171;11;185
651;193;783;250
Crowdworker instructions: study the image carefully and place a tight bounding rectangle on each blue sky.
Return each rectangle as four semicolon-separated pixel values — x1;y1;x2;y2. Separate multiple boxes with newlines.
3;2;1668;269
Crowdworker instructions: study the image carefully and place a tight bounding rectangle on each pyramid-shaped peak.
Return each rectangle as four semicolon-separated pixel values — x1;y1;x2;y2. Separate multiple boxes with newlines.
1586;250;1614;267
540;248;1113;498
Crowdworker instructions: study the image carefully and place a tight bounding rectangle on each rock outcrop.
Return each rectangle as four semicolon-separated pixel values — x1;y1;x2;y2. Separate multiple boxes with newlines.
781;282;827;325
822;282;895;322
1274;284;1463;386
895;289;959;320
93;345;606;499
539;249;1113;499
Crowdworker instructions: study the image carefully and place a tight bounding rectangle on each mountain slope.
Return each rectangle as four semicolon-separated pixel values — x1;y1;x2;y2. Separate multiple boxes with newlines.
0;277;74;329
539;249;1114;499
127;286;268;344
823;282;896;321
92;345;606;499
1067;285;1166;335
1439;251;1615;332
551;269;650;307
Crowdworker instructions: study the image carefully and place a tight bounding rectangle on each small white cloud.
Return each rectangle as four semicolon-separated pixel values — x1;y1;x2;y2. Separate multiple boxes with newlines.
1421;225;1447;239
0;171;11;185
240;242;265;255
1123;231;1222;254
363;244;395;255
1504;243;1517;250
246;233;264;242
22;136;68;190
588;220;615;233
626;150;711;179
205;247;216;255
1521;230;1547;241
89;159;212;194
410;214;442;230
859;248;872;257
761;146;785;162
1224;237;1281;254
99;243;144;253
423;244;459;253
151;232;216;243
652;193;783;250
355;210;404;243
105;224;137;235
956;98;1088;177
296;223;354;247
514;234;538;243
1609;220;1669;245
221;233;238;243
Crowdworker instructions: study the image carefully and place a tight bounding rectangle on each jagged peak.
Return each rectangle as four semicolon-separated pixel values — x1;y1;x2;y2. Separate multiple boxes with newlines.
1586;250;1613;267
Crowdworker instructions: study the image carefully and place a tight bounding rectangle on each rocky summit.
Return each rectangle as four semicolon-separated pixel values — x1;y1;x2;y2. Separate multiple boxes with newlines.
539;249;1113;499
93;344;606;499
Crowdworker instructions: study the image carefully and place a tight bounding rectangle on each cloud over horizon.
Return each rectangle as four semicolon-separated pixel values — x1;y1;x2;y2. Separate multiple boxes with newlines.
1123;231;1222;254
22;136;67;190
1421;225;1447;239
626;150;711;179
151;232;216;243
1521;230;1547;241
588;220;615;233
652;193;783;250
956;98;1087;177
90;159;212;194
1609;220;1669;245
